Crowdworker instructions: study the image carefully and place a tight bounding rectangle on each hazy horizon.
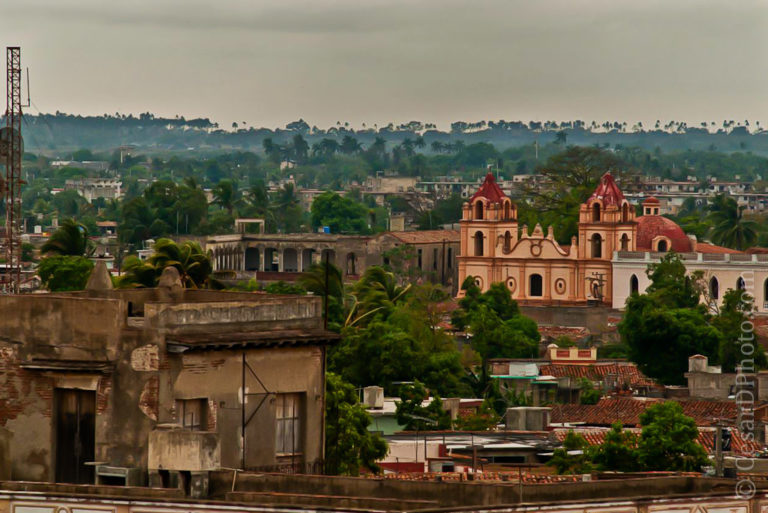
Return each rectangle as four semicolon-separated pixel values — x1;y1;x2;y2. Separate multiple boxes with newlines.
2;0;767;130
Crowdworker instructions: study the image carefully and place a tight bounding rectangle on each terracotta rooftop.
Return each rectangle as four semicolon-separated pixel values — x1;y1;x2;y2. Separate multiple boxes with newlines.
470;172;507;203
387;230;461;244
539;362;655;387
695;242;743;254
553;427;762;458
550;398;741;427
588;173;625;207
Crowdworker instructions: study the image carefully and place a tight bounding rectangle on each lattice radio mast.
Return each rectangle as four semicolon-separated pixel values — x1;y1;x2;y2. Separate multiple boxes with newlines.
4;47;23;294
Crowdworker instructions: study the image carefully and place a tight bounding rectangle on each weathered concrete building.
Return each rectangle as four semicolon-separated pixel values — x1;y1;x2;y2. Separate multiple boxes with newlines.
0;267;337;483
207;229;460;289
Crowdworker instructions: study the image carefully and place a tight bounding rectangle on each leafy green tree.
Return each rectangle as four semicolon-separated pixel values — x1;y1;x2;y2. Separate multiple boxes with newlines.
37;255;94;292
41;218;92;256
394;381;451;431
707;195;758;250
620;254;721;385
712;289;768;372
311;191;369;234
324;373;388;476
453;279;540;371
590;422;640;472
637;402;709;471
549;431;593;475
51;189;87;219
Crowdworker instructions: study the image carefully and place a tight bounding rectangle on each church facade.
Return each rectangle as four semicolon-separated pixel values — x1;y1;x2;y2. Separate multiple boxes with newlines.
458;172;768;313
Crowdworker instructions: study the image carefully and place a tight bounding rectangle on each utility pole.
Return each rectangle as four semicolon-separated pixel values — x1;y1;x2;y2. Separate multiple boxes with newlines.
715;425;723;477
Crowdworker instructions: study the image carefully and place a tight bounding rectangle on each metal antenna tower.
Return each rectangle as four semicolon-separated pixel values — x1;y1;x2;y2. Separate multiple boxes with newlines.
4;47;22;294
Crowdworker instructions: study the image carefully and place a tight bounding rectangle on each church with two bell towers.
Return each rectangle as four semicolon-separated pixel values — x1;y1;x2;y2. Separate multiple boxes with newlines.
457;172;637;305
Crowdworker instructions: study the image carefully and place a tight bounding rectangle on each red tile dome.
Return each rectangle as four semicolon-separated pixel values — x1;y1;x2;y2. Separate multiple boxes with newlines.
470;172;507;203
643;196;660;205
636;215;692;252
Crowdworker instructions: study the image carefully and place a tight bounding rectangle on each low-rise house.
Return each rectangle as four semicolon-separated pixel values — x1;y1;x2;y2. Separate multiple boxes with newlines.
0;265;337;483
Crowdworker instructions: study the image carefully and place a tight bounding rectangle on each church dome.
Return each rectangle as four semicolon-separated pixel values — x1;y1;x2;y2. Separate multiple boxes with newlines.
470;172;507;203
636;215;692;252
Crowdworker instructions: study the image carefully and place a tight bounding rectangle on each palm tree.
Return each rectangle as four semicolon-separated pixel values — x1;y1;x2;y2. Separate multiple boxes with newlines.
118;238;213;289
212;179;238;216
347;266;411;326
298;260;343;299
707;195;758;250
41;218;92;256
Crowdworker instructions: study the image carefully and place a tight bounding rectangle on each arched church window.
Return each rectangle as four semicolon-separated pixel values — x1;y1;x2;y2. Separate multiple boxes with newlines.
657;240;668;252
630;274;639;295
710;277;719;300
474;201;484;220
504;231;512;252
737;277;746;290
592;203;601;222
591;234;602;258
622;202;630;222
529;274;543;297
474;231;484;256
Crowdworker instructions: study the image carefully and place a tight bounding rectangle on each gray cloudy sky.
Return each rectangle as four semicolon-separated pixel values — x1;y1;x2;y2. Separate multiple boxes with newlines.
1;0;766;129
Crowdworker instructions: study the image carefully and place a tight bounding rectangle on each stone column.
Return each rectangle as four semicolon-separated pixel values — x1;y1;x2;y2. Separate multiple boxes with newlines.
278;248;284;272
297;248;304;273
259;248;266;272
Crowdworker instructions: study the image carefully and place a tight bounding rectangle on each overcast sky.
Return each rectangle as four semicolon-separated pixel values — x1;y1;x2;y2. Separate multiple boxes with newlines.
1;0;767;130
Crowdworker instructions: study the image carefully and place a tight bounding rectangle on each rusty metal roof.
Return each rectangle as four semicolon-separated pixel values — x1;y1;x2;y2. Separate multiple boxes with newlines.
166;329;339;352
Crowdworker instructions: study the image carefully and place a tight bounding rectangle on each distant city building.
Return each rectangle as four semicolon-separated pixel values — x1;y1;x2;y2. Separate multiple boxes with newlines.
64;178;122;202
206;229;460;290
50;160;110;172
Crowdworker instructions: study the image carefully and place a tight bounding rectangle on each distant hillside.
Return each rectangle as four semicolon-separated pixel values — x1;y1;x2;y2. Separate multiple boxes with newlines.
6;113;768;156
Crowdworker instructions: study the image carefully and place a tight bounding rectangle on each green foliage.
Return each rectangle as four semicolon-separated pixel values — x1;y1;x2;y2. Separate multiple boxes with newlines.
324;373;388;476
21;242;35;262
637;402;709;471
712;289;767;372
311;191;371;234
590;422;640;472
578;378;601;405
264;281;306;295
552;406;708;474
117;238;213;289
619;253;722;385
549;431;593;475
37;255;94;292
298;261;345;331
41;219;92;256
394;381;452;431
453;400;500;431
453;278;540;362
707;195;758;250
597;343;629;359
553;336;576;348
621;252;766;384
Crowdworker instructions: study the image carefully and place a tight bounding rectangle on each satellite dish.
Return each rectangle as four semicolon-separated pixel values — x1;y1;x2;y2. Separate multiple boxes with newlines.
0;127;24;158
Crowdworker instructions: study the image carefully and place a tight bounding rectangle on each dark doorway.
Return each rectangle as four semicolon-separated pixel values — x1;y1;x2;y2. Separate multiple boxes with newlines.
55;388;96;484
529;274;543;297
